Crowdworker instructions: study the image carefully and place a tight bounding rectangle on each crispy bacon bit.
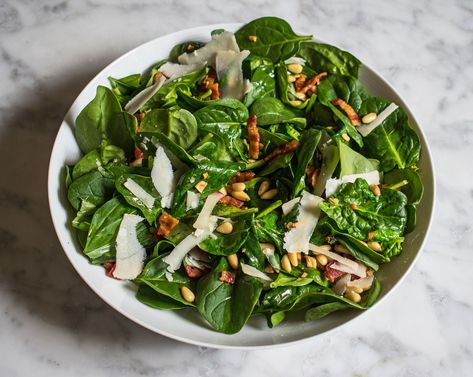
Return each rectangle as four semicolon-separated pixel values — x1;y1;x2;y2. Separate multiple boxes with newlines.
184;265;208;279
156;211;179;237
294;74;308;92
201;68;220;100
219;270;236;285
247;115;260;160
306;166;319;189
230;171;255;184
134;147;144;160
331;98;361;126
324;261;345;283
264;139;300;162
218;195;244;208
102;262;116;278
301;72;328;95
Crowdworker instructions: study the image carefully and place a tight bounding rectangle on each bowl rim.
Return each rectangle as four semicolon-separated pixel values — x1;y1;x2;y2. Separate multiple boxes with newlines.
47;22;435;349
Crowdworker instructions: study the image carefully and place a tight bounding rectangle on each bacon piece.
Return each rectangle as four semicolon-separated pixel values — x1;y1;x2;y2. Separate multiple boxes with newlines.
306;166;319;189
324;260;345;283
229;171;255;184
264;139;300;162
331;98;361;126
156;211;179;237
184;265;208;279
134;147;144;160
201;68;220;100
301;72;328;94
293;74;308;92
218;195;244;208
219;270;236;285
247;115;260;160
102;262;116;278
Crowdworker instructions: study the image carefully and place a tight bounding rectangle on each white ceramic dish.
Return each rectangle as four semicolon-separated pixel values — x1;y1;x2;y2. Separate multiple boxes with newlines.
48;23;435;349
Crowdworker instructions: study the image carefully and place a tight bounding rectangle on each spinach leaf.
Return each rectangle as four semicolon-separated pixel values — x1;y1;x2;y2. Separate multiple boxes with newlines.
255;213;284;253
338;140;378;177
319;179;408;242
298;42;361;77
171;160;243;218
109;74;141;107
169;41;205;62
115;174;162;224
140;108;198;149
141;132;196;166
383;168;424;205
235;17;312;62
243;56;276;107
292;129;322;197
359;98;420;171
135;254;195;307
71;200;96;231
405;204;417;233
250;97;306;129
67;170;115;211
83;197;153;263
241;228;266;270
199;214;253;256
136;285;187;310
75;86;135;156
304;302;352;321
317;75;368;146
258;152;295;176
196;257;263;334
72;145;126;180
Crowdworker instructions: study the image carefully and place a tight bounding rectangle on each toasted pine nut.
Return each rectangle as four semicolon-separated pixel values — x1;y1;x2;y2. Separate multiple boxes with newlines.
320;244;332;251
351;286;364;294
300;272;308;278
362;112;377;124
216;221;233;234
194;180;207;193
260;188;278;200
181;286;195;303
288;252;299;267
349;203;358;210
130;158;143;168
345;290;361;303
341;133;350;142
231;190;250;201
295;92;307;101
281;254;292;273
248;35;257;42
259;243;275;253
202;172;209;179
231;182;246;191
366;269;374;277
227;254;239;269
334;244;349;254
315;254;328;266
370;184;381;196
288;75;297;83
288;63;303;74
368;241;382;252
257;180;270;196
368;231;376;240
264;264;275;273
305;256;317;269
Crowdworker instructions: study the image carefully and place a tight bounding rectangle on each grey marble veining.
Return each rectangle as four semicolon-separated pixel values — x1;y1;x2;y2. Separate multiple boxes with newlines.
1;0;472;376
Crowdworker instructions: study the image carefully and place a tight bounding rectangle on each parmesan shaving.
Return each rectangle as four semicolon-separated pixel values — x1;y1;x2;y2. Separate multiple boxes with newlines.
357;103;399;137
123;178;155;209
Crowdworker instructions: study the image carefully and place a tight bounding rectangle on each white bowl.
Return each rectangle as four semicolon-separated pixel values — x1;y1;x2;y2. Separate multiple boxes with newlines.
48;23;435;349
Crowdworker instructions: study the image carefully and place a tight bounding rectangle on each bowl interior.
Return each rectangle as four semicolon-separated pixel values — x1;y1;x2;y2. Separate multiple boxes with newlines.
48;24;434;349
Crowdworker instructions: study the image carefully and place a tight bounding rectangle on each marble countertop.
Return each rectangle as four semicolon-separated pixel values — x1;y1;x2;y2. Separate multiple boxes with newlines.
1;0;472;375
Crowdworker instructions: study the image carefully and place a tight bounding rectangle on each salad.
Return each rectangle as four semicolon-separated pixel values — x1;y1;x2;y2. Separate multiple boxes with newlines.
65;17;423;334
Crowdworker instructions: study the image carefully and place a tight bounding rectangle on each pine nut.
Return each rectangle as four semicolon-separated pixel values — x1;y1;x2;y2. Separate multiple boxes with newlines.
345;290;361;303
288;63;303;74
305;256;317;269
341;133;350;142
295;92;307;101
260;188;278;200
227;254;239;269
281;254;292;273
320;244;332;251
289;100;303;106
362;112;377;124
194;180;207;193
231;190;250;201
202;172;209;179
366;269;374;277
258;180;270;196
180;286;195;303
315;254;328;266
288;75;297;83
248;35;257;42
216;221;233;234
370;184;381;196
334;244;349;254
367;231;376;240
259;243;275;253
288;252;299;267
231;182;246;191
349;203;358;210
368;241;382;252
264;264;275;273
351;287;364;294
